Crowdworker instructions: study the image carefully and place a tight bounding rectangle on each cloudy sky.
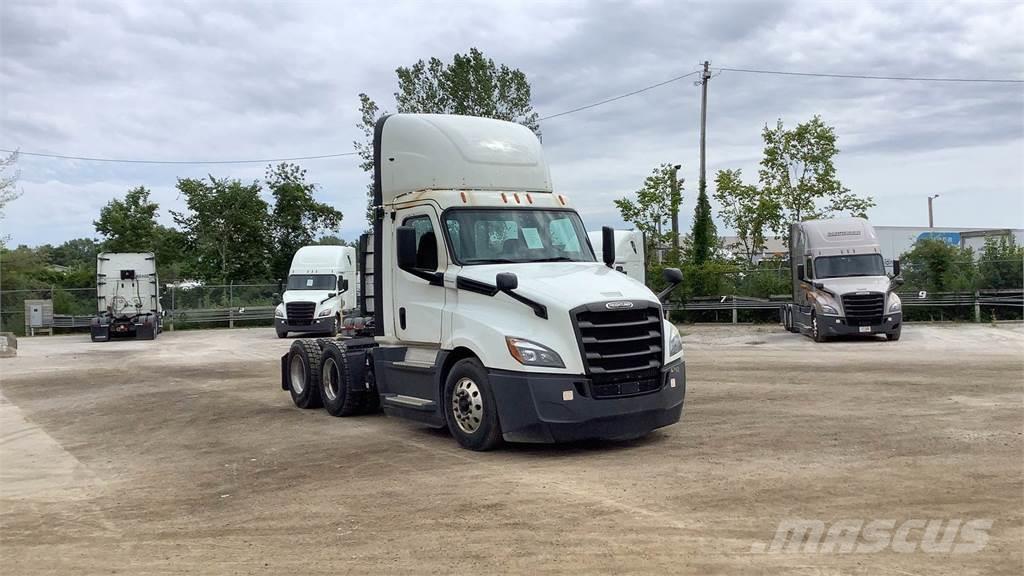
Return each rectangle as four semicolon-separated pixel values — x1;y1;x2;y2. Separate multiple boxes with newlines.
2;0;1022;247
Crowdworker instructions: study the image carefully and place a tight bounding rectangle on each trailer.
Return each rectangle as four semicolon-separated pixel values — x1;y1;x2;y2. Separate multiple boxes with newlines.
91;252;161;342
280;114;686;451
781;218;904;342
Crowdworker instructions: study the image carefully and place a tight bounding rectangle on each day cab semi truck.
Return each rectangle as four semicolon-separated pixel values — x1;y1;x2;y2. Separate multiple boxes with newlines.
781;217;904;342
274;245;357;338
281;113;687;451
90;252;161;342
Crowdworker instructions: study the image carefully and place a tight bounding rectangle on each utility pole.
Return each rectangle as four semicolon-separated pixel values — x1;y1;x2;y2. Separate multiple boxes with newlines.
928;194;939;228
698;60;711;200
669;163;681;262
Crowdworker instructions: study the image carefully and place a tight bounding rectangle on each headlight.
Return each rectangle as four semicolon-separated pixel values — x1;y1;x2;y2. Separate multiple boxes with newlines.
667;323;683;358
318;308;333;317
888;295;902;312
275;305;285;318
821;304;838;315
505;337;564;368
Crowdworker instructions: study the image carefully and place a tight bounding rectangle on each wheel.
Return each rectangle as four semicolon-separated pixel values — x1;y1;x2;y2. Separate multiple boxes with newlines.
276;328;288;339
443;358;502;451
329;315;340;337
812;312;828;343
886;326;901;341
287;339;323;409
319;341;365;416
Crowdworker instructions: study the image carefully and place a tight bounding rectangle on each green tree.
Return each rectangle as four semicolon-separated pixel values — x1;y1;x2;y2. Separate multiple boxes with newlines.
355;48;540;221
614;163;685;268
94;186;160;252
713;168;776;265
265;162;344;281
688;180;718;266
758;116;874;239
171;177;270;284
49;238;101;269
977;235;1024;290
316;235;349;246
901;238;977;293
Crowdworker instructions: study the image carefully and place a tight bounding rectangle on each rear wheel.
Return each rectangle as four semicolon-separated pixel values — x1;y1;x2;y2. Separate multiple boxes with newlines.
287;339;323;409
443;358;502;451
319;341;365;416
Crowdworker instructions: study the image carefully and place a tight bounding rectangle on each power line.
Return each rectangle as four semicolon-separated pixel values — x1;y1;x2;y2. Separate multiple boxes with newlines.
0;148;358;165
537;69;702;121
719;67;1024;84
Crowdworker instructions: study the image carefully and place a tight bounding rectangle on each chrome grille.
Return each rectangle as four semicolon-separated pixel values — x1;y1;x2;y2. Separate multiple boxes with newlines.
841;292;884;326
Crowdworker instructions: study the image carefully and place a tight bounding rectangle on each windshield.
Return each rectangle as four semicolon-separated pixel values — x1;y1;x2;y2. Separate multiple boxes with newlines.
814;254;886;278
444;209;596;265
286;274;337;290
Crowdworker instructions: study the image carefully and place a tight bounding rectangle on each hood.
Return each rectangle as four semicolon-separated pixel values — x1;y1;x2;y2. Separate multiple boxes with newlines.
816;275;892;296
282;289;336;305
458;261;659;314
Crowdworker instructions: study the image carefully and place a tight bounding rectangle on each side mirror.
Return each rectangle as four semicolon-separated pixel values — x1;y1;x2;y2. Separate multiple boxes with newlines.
891;276;905;288
601;226;615;268
496;272;518;292
396;226;417;270
339;278;349;293
892;259;901;277
327;292;337;299
797;264;806;281
656;267;683;302
272;292;281;305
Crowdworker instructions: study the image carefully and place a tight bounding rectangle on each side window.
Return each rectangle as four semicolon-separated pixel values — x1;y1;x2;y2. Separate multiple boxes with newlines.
805;257;814;280
402;215;438;271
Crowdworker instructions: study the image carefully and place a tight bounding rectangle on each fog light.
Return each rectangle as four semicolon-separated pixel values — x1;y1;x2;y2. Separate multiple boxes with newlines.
887;316;892;322
835;318;841;324
670;377;677;388
562;390;574;401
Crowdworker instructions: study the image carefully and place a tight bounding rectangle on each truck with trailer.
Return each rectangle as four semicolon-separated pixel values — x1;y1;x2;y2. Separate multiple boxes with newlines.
280;113;687;451
781;217;904;342
274;245;357;338
588;229;645;284
90;252;161;342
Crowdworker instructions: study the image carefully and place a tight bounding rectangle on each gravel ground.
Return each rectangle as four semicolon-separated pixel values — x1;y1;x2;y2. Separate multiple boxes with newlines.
1;323;1022;575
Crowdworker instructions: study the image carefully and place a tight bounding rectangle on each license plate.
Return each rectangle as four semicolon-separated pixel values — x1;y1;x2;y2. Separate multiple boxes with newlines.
859;326;872;333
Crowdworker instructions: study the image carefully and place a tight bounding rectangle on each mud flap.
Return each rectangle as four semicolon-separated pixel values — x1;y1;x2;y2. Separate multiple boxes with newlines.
90;320;110;342
280;353;290;390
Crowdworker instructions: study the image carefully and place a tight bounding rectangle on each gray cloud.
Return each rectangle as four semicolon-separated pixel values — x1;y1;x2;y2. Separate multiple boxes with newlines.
1;0;1022;248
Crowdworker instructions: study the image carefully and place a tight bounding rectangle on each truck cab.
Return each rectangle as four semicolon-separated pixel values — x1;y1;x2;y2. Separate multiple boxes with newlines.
91;252;161;342
282;114;686;451
275;245;356;338
782;217;904;342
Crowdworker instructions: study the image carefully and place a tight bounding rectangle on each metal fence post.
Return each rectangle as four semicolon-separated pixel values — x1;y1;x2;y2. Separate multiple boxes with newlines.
229;281;234;329
170;285;176;331
974;290;981;323
732;296;738;324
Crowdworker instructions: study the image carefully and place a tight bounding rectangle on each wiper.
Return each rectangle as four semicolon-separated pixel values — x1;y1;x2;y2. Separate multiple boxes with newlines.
529;257;577;262
462;258;519;264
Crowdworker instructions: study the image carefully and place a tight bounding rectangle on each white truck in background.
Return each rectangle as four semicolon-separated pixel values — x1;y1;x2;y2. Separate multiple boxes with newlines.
280;113;687;451
274;245;356;338
781;217;904;342
90;252;161;342
589;229;645;284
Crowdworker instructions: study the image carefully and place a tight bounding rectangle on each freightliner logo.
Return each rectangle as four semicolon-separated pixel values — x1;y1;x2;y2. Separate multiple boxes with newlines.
605;301;634;310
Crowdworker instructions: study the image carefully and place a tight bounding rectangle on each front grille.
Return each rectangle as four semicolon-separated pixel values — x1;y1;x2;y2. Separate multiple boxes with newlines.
285;301;315;325
841;292;884;326
573;302;663;400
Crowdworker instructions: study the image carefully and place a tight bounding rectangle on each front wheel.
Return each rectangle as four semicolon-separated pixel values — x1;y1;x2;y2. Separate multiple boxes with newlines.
812;312;828;343
443;358;503;451
886;326;902;341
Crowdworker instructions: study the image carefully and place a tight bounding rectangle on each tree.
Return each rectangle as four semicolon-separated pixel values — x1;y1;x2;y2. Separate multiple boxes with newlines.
901;238;977;294
171;177;270;284
1;151;22;245
355;48;541;221
316;235;349;246
758;116;874;238
977;235;1024;290
49;238;101;269
713;168;776;265
94;186;160;252
614;163;684;267
266;162;344;281
688;180;718;266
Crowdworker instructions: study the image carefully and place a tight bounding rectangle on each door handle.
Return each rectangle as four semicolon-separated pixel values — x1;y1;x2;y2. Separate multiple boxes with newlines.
399;307;406;330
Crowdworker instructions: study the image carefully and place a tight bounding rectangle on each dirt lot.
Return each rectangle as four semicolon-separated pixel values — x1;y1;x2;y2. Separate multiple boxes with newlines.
1;324;1022;575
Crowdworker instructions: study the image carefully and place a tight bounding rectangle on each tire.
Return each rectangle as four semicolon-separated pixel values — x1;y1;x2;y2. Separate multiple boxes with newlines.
319;341;366;416
276;328;288;339
329;315;340;337
287;339;323;409
443;358;503;451
886;326;902;341
812;312;828;343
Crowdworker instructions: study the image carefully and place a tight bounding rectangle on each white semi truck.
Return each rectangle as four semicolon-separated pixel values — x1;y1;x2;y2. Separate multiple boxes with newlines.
588;229;645;284
280;113;687;451
90;252;161;342
274;245;356;338
781;217;904;342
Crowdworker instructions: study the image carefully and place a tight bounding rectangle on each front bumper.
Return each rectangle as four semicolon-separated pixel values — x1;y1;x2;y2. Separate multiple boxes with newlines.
488;362;686;443
824;313;901;336
275;316;335;334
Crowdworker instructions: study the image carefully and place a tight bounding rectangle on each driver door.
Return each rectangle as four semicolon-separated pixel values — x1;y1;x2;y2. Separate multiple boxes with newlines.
393;207;445;344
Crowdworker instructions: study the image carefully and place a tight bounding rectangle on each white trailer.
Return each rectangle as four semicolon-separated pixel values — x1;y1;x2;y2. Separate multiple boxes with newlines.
781;217;904;342
274;245;356;338
91;252;161;342
588;229;645;284
280;114;687;451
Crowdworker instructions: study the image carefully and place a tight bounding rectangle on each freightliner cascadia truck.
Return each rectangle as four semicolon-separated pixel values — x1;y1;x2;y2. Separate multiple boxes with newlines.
274;245;357;338
90;252;161;341
781;217;904;342
281;113;686;451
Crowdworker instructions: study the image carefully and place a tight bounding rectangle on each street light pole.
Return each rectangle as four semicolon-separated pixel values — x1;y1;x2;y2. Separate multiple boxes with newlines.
670;163;681;262
928;194;940;228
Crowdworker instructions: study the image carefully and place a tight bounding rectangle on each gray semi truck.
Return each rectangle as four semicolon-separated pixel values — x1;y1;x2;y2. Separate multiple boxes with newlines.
781;217;904;342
